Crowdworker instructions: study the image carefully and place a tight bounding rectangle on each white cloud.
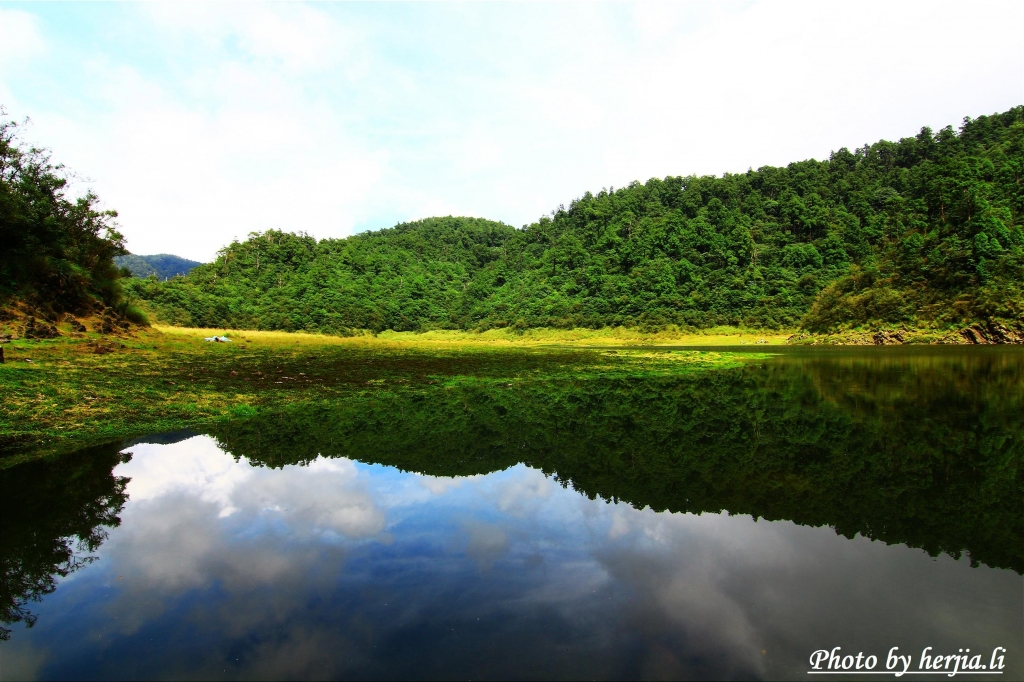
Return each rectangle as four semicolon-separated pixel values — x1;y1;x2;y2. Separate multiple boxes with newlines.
0;8;45;67
144;2;363;72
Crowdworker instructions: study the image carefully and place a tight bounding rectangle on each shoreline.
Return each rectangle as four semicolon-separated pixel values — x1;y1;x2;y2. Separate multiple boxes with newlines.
2;321;1020;465
151;322;1024;347
3;304;1022;348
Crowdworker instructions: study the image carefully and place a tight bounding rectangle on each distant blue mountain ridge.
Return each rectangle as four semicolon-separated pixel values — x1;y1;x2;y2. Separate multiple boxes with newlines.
115;254;203;281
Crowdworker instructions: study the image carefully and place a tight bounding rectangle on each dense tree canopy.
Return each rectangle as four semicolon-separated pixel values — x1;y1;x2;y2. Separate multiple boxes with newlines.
0;118;129;318
128;107;1023;332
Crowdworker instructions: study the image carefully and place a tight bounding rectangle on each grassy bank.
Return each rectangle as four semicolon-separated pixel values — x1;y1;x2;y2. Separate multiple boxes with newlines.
157;323;1007;347
0;325;754;466
373;325;794;346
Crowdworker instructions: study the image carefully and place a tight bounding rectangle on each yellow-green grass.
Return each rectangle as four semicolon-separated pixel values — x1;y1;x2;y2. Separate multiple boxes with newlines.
158;325;793;347
156;323;980;348
1;326;758;466
376;326;795;346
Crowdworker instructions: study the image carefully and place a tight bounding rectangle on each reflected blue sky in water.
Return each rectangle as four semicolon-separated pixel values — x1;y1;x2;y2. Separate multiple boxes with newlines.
3;435;1020;681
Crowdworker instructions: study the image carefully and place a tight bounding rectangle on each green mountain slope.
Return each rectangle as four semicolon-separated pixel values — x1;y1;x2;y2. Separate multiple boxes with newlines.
126;217;517;331
127;107;1024;333
114;254;202;280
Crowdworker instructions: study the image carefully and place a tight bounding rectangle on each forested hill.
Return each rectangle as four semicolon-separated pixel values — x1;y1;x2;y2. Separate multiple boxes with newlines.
114;254;203;280
128;107;1024;333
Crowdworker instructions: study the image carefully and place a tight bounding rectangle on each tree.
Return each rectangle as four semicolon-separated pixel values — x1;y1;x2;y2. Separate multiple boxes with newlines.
0;115;132;319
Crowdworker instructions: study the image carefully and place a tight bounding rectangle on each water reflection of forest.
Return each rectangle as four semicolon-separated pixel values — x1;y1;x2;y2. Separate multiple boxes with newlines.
3;350;1021;639
0;445;129;640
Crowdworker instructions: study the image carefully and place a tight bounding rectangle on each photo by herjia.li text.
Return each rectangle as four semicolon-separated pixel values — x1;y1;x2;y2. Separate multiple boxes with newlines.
809;647;1009;676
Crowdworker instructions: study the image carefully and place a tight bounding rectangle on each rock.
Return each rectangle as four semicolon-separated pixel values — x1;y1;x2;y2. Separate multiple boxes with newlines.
988;322;1024;344
961;326;986;344
62;315;87;333
872;330;905;345
97;308;131;335
959;322;1024;345
23;317;60;339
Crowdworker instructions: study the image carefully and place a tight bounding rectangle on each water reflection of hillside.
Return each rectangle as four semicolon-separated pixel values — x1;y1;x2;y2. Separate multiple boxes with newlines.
207;350;1022;574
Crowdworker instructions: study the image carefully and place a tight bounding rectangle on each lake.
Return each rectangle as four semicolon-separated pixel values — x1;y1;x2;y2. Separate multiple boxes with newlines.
2;346;1021;680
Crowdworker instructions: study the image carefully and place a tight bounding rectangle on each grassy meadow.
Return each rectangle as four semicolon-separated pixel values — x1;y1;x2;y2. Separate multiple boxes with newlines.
0;324;763;466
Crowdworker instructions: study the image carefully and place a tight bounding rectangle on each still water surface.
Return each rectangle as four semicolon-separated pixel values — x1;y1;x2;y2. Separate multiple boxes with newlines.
2;347;1021;680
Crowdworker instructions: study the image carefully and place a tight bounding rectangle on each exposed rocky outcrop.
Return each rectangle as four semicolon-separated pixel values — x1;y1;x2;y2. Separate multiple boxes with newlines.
789;322;1024;345
97;308;132;335
1;302;139;341
22;317;60;339
872;331;905;345
956;322;1024;345
62;315;87;333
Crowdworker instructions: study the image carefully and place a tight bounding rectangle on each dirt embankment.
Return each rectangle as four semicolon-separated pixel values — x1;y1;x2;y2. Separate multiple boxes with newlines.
0;303;140;354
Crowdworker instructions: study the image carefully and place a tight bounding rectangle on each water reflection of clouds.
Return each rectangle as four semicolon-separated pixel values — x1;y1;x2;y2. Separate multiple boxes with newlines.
417;473;465;495
121;438;387;537
462;521;510;571
120;436;251;516
4;436;1020;680
591;508;1022;679
493;466;553;514
90;437;391;642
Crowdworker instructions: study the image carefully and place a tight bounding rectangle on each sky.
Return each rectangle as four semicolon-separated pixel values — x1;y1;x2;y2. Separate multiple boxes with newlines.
1;1;1022;262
